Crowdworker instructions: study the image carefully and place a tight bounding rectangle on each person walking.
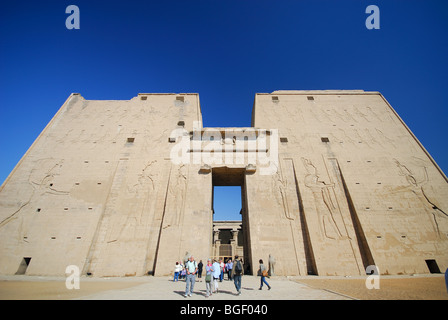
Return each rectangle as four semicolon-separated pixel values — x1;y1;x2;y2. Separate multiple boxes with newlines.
212;259;221;293
219;259;225;282
184;256;198;297
205;259;214;298
197;260;203;279
233;255;243;295
445;267;448;293
258;259;271;290
180;267;186;280
173;261;182;282
226;259;233;280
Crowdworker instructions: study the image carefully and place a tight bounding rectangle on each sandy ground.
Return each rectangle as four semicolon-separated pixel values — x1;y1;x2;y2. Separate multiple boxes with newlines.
296;275;448;300
0;274;447;300
0;279;145;300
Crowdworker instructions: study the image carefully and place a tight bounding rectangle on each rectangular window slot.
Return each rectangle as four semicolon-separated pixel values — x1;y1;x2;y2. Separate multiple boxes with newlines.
76;237;82;240
307;96;314;101
141;96;147;100
321;137;329;143
127;137;135;143
272;96;279;102
280;137;288;143
88;207;93;210
425;259;441;273
75;182;80;185
51;237;56;240
64;207;69;211
15;257;32;275
168;137;176;143
97;182;102;185
401;235;406;238
376;236;382;239
177;121;185;127
365;207;370;210
176;96;184;102
388;207;393;210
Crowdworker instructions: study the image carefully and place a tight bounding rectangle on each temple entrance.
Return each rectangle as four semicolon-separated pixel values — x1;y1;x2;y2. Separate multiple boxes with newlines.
211;167;252;274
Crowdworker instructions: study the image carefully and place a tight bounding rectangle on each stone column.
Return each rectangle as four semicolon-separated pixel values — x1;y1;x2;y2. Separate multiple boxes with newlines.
213;230;221;259
230;229;239;259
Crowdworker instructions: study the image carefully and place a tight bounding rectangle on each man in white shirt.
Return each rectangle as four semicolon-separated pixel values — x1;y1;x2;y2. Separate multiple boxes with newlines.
184;256;198;297
212;259;221;293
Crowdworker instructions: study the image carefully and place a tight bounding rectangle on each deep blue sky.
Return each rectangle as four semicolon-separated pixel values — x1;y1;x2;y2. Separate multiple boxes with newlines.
1;1;447;220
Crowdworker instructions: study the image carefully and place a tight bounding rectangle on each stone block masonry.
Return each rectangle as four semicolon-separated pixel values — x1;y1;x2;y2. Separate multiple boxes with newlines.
0;91;447;277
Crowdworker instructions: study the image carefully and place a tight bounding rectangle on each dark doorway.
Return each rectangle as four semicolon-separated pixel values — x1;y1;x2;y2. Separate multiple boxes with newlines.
211;167;252;274
425;259;441;274
15;257;32;275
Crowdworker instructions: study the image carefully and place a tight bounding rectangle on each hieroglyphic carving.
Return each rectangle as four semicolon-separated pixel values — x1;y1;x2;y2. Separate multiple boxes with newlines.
353;105;371;123
375;128;397;149
302;157;349;240
332;107;357;123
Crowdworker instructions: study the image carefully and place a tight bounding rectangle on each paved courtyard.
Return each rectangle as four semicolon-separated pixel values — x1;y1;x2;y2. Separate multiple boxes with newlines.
75;275;352;300
1;274;446;300
0;274;352;300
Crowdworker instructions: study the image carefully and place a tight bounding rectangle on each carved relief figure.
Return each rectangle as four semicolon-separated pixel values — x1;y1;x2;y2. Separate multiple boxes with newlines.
29;159;70;196
165;164;188;227
272;168;290;220
394;158;448;236
302;158;348;240
0;158;69;242
272;163;297;221
115;160;158;241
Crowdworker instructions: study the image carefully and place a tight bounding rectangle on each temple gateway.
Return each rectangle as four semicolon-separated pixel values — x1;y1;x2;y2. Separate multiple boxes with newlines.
0;90;447;277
